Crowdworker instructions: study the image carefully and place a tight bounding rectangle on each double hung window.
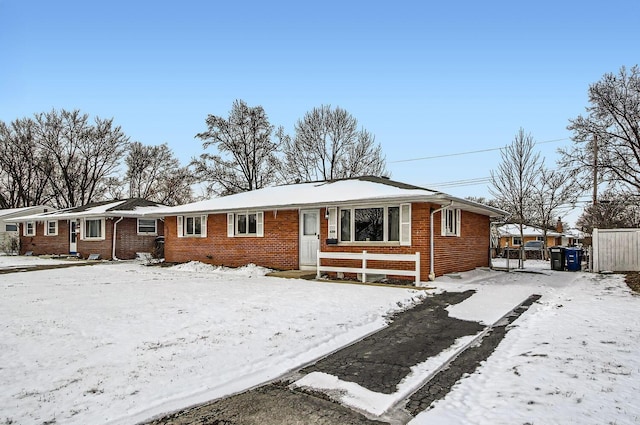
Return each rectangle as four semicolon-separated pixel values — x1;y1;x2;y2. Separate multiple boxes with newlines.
177;215;207;237
227;212;264;237
137;219;157;235
24;222;35;236
45;220;58;236
442;207;461;237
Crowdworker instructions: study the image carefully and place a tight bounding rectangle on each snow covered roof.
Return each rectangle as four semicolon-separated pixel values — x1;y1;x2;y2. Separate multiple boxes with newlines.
10;199;166;221
0;206;54;221
497;223;562;237
149;176;507;217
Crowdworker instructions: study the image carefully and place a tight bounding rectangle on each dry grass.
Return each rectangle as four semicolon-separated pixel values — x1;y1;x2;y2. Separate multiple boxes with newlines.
625;272;640;293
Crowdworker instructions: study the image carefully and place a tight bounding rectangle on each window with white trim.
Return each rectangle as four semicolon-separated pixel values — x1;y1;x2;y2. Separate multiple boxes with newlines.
441;207;461;237
45;220;58;236
5;223;18;232
512;236;522;246
83;218;105;240
227;212;263;237
24;221;35;236
337;204;410;245
137;218;157;235
177;215;207;238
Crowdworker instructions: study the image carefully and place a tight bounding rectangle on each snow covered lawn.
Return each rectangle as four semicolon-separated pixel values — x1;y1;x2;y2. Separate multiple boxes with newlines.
413;264;640;425
2;258;639;425
0;261;421;425
0;254;82;269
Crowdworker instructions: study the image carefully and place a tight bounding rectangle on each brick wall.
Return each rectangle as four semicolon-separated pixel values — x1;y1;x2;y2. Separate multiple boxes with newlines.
163;203;492;280
20;217;164;260
164;210;299;270
432;209;490;277
20;221;70;255
112;218;163;260
320;204;490;280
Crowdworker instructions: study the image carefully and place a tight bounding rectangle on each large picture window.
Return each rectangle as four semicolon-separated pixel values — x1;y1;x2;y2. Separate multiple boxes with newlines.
84;218;104;240
339;205;405;243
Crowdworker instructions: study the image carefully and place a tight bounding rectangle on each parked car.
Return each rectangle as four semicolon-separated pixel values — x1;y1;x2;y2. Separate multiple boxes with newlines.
524;240;545;250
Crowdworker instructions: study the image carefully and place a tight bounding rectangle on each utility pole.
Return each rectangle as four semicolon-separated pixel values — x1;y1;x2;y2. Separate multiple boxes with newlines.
592;134;598;205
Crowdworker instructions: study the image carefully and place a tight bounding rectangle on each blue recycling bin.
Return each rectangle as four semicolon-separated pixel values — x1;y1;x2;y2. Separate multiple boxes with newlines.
565;247;582;271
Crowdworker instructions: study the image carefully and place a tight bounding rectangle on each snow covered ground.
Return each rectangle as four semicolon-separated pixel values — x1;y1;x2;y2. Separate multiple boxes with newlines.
0;260;422;425
412;263;640;425
0;254;82;269
1;258;639;425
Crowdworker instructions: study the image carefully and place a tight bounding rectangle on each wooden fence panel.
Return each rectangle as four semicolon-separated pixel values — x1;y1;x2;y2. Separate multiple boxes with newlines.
593;228;640;272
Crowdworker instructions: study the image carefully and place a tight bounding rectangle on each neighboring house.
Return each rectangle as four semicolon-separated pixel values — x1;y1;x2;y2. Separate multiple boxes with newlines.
12;199;165;260
496;223;563;249
0;206;53;253
148;176;506;281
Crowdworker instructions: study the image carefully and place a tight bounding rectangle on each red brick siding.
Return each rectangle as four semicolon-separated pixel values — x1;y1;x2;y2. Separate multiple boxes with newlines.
164;210;299;270
432;209;490;277
20;221;70;255
163;203;491;280
112;218;163;260
20;218;164;260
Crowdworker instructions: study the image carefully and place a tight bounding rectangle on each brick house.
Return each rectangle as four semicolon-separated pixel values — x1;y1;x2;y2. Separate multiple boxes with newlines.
150;177;505;281
0;206;53;253
14;199;165;260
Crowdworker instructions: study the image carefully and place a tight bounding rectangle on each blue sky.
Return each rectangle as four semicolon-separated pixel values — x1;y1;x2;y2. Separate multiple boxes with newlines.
1;0;639;224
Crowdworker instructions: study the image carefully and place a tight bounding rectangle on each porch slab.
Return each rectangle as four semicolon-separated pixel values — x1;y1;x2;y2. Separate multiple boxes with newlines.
266;270;318;280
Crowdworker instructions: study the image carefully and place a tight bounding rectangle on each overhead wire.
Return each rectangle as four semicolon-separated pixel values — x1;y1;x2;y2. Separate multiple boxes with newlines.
389;137;570;164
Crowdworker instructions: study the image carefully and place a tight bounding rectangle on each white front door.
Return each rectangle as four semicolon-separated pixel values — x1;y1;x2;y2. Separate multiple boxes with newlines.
300;209;320;268
69;220;78;254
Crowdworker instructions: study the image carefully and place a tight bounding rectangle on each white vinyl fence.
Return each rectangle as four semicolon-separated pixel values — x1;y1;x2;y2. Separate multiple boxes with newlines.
316;250;421;283
592;228;640;272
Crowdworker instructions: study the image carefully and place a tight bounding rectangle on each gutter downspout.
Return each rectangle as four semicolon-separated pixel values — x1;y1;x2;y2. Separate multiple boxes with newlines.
112;217;124;260
429;201;453;281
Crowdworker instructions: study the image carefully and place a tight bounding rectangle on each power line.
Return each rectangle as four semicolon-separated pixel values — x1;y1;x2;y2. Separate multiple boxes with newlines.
389;138;570;164
425;177;492;188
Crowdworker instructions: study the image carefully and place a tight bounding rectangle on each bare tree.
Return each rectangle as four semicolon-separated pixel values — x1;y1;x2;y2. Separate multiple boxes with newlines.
278;105;387;183
490;128;542;267
193;100;278;195
562;65;640;194
125;141;195;205
0;118;52;208
577;190;640;233
530;166;578;257
32;109;128;208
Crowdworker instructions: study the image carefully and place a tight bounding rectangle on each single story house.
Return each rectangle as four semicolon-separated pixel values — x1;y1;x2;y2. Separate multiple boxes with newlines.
496;223;563;249
12;199;165;260
148;176;506;281
0;206;54;253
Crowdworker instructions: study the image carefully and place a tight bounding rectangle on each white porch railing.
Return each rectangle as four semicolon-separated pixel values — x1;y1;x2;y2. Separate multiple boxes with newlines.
316;250;421;284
